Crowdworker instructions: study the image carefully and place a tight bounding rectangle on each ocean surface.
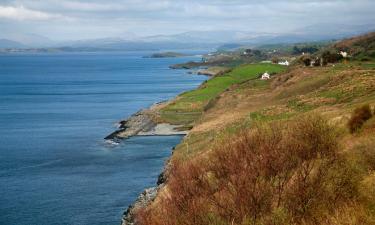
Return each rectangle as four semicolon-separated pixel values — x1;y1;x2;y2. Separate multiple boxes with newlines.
0;52;207;225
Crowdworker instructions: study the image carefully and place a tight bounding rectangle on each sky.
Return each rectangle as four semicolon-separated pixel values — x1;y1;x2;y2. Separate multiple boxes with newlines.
0;0;375;41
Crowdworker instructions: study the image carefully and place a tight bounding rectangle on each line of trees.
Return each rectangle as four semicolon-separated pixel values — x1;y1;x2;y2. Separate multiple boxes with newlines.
300;50;344;67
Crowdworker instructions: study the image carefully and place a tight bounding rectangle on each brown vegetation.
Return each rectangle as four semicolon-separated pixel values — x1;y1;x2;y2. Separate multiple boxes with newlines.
348;104;373;133
136;115;373;225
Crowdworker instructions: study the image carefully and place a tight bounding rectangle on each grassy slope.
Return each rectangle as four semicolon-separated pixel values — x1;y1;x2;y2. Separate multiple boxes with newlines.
139;59;375;225
170;61;375;159
158;63;285;127
137;33;375;224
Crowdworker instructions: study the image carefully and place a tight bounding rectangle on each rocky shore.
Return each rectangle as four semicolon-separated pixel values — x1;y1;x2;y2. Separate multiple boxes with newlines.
121;168;168;225
121;186;159;225
105;102;186;141
104;102;186;224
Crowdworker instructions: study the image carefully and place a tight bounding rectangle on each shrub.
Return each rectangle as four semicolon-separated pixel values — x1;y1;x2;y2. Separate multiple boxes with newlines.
137;115;362;225
348;104;373;133
272;57;279;64
300;56;311;66
321;51;343;65
313;57;321;67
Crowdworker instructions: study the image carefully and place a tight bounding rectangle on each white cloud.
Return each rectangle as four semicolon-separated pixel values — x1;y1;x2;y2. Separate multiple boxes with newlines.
58;1;120;11
0;5;61;20
1;0;374;39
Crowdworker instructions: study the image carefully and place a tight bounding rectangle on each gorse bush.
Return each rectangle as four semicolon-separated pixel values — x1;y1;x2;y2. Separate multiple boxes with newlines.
348;104;373;133
137;115;364;225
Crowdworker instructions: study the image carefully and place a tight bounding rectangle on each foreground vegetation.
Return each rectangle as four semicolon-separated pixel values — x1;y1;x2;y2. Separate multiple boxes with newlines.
133;32;375;225
139;114;375;225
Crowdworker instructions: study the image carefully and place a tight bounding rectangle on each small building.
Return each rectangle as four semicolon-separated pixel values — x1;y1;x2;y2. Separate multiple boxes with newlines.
278;60;290;66
340;51;348;58
261;72;270;80
243;49;252;55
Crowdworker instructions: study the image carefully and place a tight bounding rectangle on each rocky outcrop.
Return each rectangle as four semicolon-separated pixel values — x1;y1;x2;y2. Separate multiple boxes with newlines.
121;187;159;225
121;154;174;225
105;102;188;141
105;109;156;141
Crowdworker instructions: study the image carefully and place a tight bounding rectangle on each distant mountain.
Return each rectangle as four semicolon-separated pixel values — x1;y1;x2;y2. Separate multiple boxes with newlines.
0;33;55;48
58;37;219;51
237;24;375;45
0;39;27;48
1;23;374;51
140;30;248;43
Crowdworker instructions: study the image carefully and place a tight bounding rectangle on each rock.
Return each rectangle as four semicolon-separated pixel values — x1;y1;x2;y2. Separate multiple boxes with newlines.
121;187;159;225
157;171;166;185
105;109;156;140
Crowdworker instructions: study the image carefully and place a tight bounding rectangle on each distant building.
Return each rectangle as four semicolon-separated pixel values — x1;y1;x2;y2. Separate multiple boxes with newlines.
261;72;270;80
243;49;252;55
340;51;348;58
278;60;290;66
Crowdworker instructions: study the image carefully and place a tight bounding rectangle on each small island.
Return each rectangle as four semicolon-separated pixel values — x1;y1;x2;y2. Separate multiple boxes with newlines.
145;52;189;58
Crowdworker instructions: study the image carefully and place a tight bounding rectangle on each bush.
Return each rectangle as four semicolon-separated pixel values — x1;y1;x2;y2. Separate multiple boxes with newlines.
137;115;362;225
300;56;311;66
348;104;373;133
313;57;321;67
321;51;343;65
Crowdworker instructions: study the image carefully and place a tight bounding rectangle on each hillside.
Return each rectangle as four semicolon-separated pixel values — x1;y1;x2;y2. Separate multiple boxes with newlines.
0;39;27;48
332;32;375;60
124;33;375;225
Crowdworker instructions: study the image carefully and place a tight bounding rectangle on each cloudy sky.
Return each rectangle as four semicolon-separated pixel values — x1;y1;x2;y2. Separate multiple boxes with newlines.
0;0;374;41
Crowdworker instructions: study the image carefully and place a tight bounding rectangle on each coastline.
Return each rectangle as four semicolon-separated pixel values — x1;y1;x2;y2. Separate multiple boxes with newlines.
105;100;188;142
111;62;286;225
106;68;208;225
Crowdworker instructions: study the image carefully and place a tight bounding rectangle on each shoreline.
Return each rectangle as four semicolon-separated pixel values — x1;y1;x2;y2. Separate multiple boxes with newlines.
111;102;189;225
105;68;209;225
105;101;188;141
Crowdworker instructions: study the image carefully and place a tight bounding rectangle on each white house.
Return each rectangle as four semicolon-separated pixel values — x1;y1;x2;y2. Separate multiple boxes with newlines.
340;51;348;58
278;60;290;66
261;72;270;80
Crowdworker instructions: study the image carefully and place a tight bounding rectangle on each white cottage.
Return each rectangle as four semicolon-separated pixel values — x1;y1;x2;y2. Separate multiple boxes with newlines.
340;51;348;58
261;72;270;80
278;60;290;66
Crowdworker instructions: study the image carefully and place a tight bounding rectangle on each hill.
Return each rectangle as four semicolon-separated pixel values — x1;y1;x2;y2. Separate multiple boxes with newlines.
0;39;27;48
123;32;375;225
332;32;375;60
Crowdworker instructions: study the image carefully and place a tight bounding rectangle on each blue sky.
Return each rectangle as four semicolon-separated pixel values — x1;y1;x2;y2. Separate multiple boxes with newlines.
0;0;374;41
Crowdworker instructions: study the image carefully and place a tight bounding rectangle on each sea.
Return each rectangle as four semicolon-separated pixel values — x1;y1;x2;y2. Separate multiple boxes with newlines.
0;52;207;225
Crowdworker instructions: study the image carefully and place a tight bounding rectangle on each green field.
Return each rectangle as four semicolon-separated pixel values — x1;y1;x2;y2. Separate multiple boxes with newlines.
160;63;285;125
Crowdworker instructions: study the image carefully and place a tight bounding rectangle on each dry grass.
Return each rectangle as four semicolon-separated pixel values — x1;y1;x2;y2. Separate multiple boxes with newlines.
136;115;373;225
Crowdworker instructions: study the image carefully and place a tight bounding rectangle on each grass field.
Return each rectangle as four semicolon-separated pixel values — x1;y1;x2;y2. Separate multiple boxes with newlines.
159;63;285;125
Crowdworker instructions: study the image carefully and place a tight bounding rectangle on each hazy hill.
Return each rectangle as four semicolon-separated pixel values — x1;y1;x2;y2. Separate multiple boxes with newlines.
0;39;27;48
1;24;374;52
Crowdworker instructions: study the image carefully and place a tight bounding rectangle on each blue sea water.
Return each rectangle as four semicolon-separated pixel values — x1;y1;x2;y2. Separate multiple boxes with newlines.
0;52;206;225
